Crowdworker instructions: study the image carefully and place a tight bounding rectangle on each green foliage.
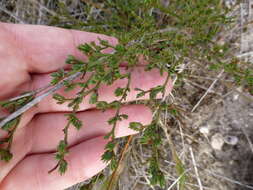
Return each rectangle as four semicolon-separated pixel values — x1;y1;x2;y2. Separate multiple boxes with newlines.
53;93;67;104
129;122;143;132
54;140;69;175
149;86;164;99
96;101;110;111
101;140;117;170
148;157;166;188
0;149;13;162
0;95;32;163
67;113;83;130
57;140;68;156
89;92;98;104
135;88;146;98
102;150;115;162
114;87;125;97
140;123;162;146
51;69;66;85
1;118;19;131
107;114;128;125
175;156;187;190
58;159;68;175
0;95;34;112
79;173;105;190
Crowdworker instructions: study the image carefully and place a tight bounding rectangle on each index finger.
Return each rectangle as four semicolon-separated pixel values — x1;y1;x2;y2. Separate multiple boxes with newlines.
1;22;118;73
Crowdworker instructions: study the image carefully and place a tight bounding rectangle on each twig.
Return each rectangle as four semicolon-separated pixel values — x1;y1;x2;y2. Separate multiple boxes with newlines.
191;70;224;112
0;72;82;129
189;147;203;190
236;51;253;58
188;75;233;82
29;0;57;16
0;6;25;23
6;84;51;102
184;79;222;96
164;160;253;190
107;135;133;190
167;169;189;190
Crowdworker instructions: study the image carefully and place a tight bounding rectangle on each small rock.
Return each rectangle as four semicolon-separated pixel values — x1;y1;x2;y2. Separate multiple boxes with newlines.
224;135;238;145
224;0;237;9
211;133;224;150
233;93;239;101
200;126;210;135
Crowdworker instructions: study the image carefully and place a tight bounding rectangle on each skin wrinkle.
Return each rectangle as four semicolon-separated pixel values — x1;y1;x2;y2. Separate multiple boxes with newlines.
26;26;70;73
0;106;37;182
64;137;108;184
28;105;148;154
1;23;28;75
28;117;36;155
66;149;84;183
2;24;69;73
35;155;43;190
0;137;109;189
69;29;83;62
6;23;29;73
0;135;25;182
0;24;30;99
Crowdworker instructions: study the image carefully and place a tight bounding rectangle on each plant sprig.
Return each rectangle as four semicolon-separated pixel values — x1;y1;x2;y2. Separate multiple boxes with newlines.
1;1;250;189
0;95;34;161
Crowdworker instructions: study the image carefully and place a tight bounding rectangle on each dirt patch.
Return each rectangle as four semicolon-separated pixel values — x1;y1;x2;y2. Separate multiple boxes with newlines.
190;91;253;190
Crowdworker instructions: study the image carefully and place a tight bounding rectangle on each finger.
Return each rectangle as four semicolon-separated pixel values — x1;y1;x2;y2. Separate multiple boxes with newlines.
1;22;118;74
0;107;36;181
29;104;151;153
31;67;173;113
0;136;109;190
0;24;31;99
0;104;150;182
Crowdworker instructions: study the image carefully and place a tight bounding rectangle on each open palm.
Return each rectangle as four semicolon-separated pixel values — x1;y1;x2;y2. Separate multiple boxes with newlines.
0;23;172;190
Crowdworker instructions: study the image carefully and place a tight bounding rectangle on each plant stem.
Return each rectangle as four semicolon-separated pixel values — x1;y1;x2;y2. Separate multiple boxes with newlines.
0;71;82;129
107;135;133;190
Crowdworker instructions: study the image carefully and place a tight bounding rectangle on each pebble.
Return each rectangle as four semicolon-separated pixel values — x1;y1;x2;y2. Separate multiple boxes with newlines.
233;93;239;101
224;0;237;9
224;135;239;145
199;126;210;135
211;133;224;150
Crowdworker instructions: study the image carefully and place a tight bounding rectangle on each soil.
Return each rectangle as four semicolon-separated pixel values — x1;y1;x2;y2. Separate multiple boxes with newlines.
190;91;253;190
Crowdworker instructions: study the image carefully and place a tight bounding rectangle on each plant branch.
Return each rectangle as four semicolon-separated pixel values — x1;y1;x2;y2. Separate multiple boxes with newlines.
6;84;52;102
0;72;82;129
107;135;133;190
191;70;224;112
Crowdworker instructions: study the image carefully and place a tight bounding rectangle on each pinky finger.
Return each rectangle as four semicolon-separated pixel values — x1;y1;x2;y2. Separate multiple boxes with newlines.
0;136;109;190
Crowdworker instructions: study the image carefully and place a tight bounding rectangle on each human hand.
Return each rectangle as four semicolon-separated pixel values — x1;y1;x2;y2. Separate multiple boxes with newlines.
0;23;172;189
